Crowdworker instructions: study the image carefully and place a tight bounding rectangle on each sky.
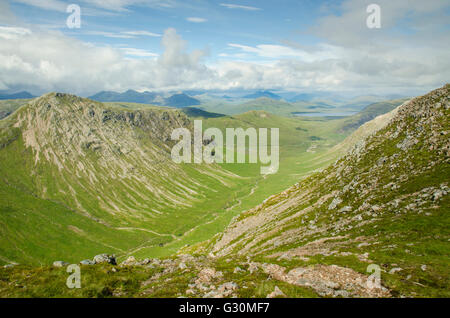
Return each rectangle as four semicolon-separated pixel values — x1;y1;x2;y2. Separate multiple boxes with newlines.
0;0;449;96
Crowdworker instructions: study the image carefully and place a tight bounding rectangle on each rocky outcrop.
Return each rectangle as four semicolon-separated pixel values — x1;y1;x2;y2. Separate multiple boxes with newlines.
261;263;390;298
93;254;116;265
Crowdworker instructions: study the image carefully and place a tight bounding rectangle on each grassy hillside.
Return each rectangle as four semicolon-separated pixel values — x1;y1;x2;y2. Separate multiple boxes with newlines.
0;94;350;266
0;94;252;265
2;84;440;298
0;99;31;120
131;110;351;261
338;98;409;132
1;85;446;298
197;84;450;297
197;97;331;117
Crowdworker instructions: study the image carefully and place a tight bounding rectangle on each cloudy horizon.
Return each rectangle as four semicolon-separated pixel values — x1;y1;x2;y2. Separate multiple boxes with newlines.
0;0;449;97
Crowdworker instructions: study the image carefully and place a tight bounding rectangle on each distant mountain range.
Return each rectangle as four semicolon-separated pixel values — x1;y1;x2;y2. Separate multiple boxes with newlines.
89;90;157;104
88;90;200;108
164;93;201;108
243;90;282;100
0;91;35;100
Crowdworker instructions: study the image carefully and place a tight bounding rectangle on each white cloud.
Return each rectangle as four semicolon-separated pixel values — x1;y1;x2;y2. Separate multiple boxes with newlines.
120;48;158;57
227;43;338;62
122;30;162;37
81;0;177;12
186;17;207;23
13;0;176;15
0;26;32;40
0;0;449;96
0;27;214;94
13;0;67;12
311;0;450;49
86;30;161;38
86;31;135;39
220;3;261;11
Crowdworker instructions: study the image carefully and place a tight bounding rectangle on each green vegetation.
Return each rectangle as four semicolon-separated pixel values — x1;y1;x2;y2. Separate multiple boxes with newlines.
0;99;31;120
197;85;449;297
0;94;350;267
197;97;332;117
1;84;441;298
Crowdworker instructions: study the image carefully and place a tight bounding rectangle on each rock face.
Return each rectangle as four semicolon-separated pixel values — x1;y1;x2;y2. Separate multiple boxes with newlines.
3;92;239;219
6;93;205;216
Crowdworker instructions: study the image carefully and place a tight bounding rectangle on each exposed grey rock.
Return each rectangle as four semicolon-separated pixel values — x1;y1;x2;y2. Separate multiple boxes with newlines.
121;256;137;266
178;262;187;270
80;259;95;265
328;197;343;210
396;135;418;150
53;261;69;267
334;290;350;298
338;206;352;213
432;190;444;201
267;286;286;298
218;282;238;292
377;156;387;166
389;267;402;274
140;258;152;265
93;254;116;265
233;266;245;274
248;262;259;274
371;205;382;212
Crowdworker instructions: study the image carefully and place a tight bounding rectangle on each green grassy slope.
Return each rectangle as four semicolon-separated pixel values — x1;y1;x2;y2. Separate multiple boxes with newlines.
202;84;450;297
197;97;330;117
131;111;350;260
0;94;250;265
1;86;446;298
338;98;409;132
0;99;31;120
0;94;348;266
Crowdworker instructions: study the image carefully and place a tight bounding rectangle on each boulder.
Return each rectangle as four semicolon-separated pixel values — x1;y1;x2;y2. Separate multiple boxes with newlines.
195;267;221;284
80;259;95;265
218;282;238;293
389;267;402;274
93;254;116;265
233;266;245;274
267;286;286;298
53;261;69;267
121;256;137;266
178;262;187;270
